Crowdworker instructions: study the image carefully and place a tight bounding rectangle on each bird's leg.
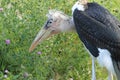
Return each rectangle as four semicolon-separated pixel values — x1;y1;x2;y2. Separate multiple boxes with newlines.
108;72;113;80
92;57;96;80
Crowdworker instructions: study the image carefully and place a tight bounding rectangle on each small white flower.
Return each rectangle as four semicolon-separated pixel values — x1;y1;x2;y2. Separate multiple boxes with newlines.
0;8;3;12
4;69;9;73
4;74;7;78
69;78;73;80
15;9;23;20
23;72;29;78
7;3;13;9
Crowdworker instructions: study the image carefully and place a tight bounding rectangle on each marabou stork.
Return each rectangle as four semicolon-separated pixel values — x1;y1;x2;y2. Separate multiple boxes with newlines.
29;1;120;80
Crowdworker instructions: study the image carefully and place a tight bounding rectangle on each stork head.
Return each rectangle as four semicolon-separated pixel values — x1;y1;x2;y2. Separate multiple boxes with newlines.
29;10;75;52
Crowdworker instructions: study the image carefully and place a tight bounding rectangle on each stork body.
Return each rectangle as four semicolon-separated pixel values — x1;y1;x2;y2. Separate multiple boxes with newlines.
72;2;120;80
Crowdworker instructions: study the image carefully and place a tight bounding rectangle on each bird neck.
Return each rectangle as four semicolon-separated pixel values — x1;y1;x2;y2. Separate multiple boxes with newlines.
60;17;76;33
65;17;76;32
69;17;76;32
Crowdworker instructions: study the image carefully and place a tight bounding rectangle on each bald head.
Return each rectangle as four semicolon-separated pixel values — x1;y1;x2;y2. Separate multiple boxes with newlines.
29;10;75;52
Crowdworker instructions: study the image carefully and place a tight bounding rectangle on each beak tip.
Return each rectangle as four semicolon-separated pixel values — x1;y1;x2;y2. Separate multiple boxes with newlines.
29;28;51;53
29;45;34;52
29;42;36;53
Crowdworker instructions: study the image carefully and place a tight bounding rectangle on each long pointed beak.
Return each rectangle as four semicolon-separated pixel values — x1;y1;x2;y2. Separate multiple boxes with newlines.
29;27;52;52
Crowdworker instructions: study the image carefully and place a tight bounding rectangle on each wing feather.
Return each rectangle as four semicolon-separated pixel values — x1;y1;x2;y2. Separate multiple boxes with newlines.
73;9;120;50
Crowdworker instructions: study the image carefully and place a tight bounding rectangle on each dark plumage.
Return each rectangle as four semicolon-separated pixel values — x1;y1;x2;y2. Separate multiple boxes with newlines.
73;2;120;79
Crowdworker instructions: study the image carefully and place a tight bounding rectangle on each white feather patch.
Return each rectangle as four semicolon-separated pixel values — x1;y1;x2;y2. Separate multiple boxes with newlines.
97;48;115;74
72;1;85;14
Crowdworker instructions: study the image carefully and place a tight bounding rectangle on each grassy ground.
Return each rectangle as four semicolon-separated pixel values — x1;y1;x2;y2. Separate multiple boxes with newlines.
0;0;120;80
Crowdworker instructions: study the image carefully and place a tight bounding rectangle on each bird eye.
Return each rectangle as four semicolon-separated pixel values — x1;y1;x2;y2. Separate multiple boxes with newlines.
49;21;52;23
49;19;53;24
45;19;53;29
118;25;120;28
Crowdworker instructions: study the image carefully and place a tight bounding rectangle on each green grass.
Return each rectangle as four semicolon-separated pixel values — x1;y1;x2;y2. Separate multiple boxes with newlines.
0;0;120;80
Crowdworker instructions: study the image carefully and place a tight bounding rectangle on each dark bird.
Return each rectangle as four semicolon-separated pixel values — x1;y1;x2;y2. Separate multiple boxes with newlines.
72;0;120;80
29;0;120;80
